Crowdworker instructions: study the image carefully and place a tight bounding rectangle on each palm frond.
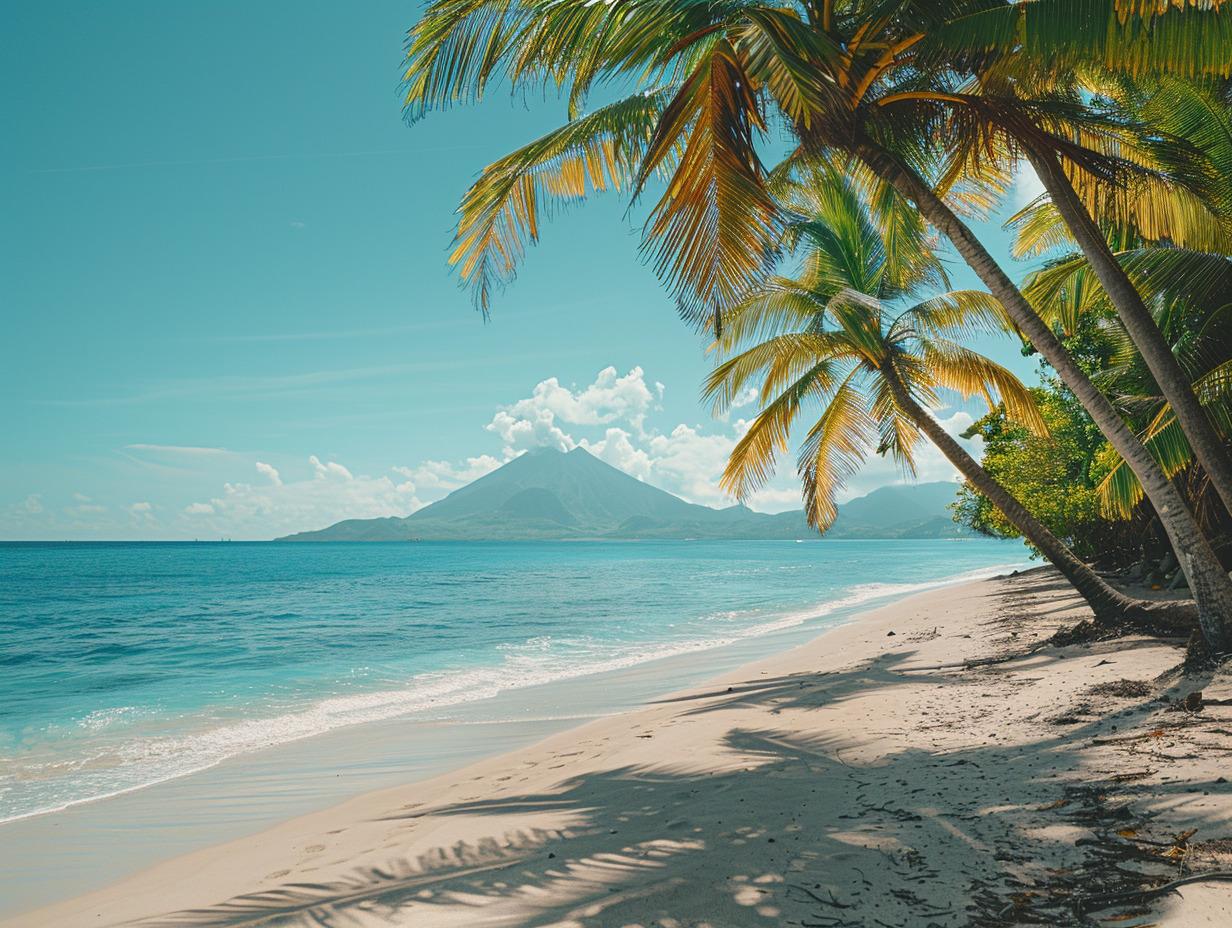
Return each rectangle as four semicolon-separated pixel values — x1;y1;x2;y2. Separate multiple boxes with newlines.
920;337;1049;434
450;90;667;314
705;333;846;413
719;355;852;499
869;370;924;473
797;373;875;531
898;290;1018;341
1004;197;1076;259
637;37;780;329
925;0;1232;80
714;278;826;353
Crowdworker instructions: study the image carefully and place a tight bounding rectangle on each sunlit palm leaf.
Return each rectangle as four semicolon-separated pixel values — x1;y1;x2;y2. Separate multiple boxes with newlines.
715;279;826;353
899;290;1018;340
451;90;667;314
637;37;780;328
798;374;874;530
920;337;1049;433
718;355;850;500
926;0;1232;80
1097;358;1232;515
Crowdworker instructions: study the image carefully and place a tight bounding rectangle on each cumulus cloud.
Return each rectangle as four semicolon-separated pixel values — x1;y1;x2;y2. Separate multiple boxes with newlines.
487;408;576;455
394;455;503;494
731;386;759;409
255;461;282;485
179;456;421;537
504;366;661;431
1011;166;1047;209
581;428;653;481
310;455;354;481
484;366;667;457
129;502;153;513
22;494;44;514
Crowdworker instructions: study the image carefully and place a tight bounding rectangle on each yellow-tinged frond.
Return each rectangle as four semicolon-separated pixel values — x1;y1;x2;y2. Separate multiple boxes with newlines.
451;90;666;314
869;374;924;473
732;9;846;130
714;279;824;352
899;291;1018;341
797;374;875;531
637;38;780;328
921;338;1049;434
705;334;846;413
1004;198;1076;259
1097;357;1232;516
1064;161;1232;252
719;357;854;500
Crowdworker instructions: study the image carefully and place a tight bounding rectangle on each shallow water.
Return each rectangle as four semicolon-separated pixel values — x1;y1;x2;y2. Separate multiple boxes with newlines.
1;539;1029;825
0;538;1031;917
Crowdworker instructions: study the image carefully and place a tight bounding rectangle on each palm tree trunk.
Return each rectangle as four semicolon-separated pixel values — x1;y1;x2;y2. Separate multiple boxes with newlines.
880;361;1142;622
1024;146;1232;521
854;140;1232;652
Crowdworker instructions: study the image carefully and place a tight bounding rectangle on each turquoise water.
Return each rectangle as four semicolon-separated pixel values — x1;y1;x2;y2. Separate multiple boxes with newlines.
0;539;1029;825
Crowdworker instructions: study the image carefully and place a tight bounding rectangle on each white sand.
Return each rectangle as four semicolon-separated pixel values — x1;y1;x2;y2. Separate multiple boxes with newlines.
6;569;1231;927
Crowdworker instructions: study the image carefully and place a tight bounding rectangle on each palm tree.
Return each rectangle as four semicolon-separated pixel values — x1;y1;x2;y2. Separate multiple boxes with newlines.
402;0;1232;649
970;65;1232;522
705;166;1163;624
1017;238;1232;529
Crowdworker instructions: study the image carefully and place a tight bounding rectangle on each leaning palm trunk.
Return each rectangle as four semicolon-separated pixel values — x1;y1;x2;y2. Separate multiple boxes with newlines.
1024;146;1232;522
880;363;1184;630
855;140;1232;652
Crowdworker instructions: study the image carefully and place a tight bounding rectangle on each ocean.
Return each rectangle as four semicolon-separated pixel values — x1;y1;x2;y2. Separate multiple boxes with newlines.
1;538;1029;826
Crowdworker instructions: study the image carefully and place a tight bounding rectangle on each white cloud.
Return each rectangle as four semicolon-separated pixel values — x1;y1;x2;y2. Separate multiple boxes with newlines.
486;408;577;455
73;492;92;502
22;494;44;514
394;455;504;494
581;428;653;481
731;386;759;409
179;456;421;537
129;501;153;513
255;461;282;485
503;365;661;433
645;423;741;507
310;455;353;480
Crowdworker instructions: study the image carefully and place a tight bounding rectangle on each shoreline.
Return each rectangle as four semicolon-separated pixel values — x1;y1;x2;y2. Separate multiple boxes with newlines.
0;560;1021;918
7;568;1232;927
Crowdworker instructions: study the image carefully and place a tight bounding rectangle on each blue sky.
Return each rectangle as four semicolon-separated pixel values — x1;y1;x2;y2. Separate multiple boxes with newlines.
1;1;1046;540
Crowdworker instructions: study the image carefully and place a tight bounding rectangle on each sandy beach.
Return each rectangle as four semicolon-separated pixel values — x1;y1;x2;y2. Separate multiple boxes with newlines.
7;568;1232;928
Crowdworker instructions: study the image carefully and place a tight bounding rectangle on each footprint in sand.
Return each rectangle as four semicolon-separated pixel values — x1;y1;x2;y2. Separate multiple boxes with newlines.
304;844;325;853
264;870;290;880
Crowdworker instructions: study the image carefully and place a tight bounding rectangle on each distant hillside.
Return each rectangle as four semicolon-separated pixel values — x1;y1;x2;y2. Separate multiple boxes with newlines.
276;448;968;542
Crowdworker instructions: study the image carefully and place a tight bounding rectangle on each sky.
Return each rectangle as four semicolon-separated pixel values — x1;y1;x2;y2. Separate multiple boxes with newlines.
1;1;1048;541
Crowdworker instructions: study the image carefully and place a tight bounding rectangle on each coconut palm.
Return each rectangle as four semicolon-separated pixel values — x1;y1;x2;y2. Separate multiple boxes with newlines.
971;66;1232;522
402;0;1232;649
705;166;1164;623
1020;244;1232;528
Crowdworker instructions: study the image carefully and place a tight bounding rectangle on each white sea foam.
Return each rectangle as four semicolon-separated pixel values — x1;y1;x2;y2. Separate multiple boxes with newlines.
0;561;1021;823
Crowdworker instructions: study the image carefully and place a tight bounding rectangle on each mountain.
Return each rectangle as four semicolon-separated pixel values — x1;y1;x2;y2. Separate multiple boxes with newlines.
276;447;969;541
824;482;969;539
